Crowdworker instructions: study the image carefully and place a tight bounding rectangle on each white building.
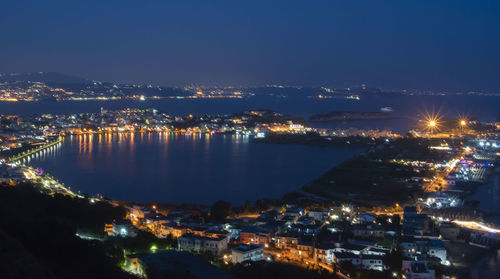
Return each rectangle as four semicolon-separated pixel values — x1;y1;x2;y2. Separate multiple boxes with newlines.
356;212;376;223
178;233;228;256
360;255;385;271
334;252;385;271
231;244;264;263
401;236;447;264
308;210;329;221
314;243;338;263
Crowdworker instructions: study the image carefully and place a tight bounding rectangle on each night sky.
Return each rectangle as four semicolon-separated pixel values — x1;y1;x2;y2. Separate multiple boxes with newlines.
1;0;499;90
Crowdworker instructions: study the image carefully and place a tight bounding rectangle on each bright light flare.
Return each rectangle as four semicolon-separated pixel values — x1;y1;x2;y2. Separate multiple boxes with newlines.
453;220;500;234
421;109;443;133
423;113;441;133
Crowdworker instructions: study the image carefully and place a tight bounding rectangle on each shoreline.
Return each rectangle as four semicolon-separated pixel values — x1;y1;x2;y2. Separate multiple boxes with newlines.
465;172;500;220
19;132;360;206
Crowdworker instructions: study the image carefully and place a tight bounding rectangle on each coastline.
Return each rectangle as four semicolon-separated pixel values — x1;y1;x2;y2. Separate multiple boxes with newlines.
23;131;361;205
465;172;500;224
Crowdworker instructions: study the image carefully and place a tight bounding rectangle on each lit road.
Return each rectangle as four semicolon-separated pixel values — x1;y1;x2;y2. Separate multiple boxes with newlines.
424;147;471;192
452;220;500;234
22;165;82;198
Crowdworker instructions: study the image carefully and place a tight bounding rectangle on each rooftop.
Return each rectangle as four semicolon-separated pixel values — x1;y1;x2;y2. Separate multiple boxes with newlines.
232;244;263;253
179;233;225;241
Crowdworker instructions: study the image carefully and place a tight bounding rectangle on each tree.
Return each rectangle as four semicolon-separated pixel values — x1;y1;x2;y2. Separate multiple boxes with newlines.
391;214;401;231
255;200;263;211
243;200;251;213
0;183;134;279
384;250;403;272
210;200;232;222
339;261;356;277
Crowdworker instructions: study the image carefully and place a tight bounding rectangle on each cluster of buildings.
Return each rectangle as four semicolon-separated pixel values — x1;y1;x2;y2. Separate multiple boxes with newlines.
1;97;499;278
120;201;460;278
0;108;310;139
315;127;400;139
0;162;26;184
443;142;498;186
0;77;134;101
111;135;496;278
0;73;255;101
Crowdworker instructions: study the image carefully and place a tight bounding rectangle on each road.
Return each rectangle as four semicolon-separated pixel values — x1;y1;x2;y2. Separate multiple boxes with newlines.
452;220;500;234
424;147;471;192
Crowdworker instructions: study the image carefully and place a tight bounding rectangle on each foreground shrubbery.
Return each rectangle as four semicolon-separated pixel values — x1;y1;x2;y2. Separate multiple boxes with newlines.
0;183;135;279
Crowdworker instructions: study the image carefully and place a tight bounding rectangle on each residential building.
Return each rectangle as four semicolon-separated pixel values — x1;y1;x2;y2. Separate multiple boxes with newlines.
307;209;329;221
334;252;385;271
231;244;264;263
352;224;386;238
107;220;138;237
403;207;430;236
402;260;435;279
239;226;271;246
401;236;447;264
274;232;299;249
159;223;190;238
356;212;376;223
314;243;338;263
178;233;228;256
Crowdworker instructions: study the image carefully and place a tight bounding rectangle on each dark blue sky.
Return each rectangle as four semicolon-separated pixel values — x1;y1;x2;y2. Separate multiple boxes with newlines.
1;0;499;91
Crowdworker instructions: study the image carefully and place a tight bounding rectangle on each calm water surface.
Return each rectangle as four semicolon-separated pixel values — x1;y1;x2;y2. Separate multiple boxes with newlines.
467;173;500;216
468;173;500;278
471;249;500;279
25;133;360;205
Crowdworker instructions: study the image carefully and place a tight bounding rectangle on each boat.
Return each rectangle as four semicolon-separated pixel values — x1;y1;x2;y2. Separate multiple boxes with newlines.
380;107;393;112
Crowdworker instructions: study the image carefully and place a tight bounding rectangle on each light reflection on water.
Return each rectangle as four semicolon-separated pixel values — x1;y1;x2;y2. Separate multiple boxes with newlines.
27;132;360;205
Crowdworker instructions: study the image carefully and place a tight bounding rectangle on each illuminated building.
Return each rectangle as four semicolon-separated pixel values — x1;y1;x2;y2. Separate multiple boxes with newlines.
178;233;228;256
231;244;264;263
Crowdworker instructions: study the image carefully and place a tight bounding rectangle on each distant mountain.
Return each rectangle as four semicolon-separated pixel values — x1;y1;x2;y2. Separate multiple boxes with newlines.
0;72;91;85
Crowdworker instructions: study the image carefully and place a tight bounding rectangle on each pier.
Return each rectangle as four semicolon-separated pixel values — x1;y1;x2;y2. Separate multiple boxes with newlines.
7;136;63;163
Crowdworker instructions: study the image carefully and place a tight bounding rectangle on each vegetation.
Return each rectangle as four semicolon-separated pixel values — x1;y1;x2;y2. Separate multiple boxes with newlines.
303;137;458;205
0;183;135;279
303;155;423;204
103;230;177;260
254;132;383;147
210;200;232;222
226;261;338;279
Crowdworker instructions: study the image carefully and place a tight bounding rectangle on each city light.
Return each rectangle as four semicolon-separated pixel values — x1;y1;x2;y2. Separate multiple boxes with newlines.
150;244;158;252
452;220;500;234
1;3;500;278
422;111;442;134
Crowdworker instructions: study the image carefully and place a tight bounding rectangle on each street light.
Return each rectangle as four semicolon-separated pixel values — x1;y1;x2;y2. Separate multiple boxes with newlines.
424;112;441;133
459;119;467;135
